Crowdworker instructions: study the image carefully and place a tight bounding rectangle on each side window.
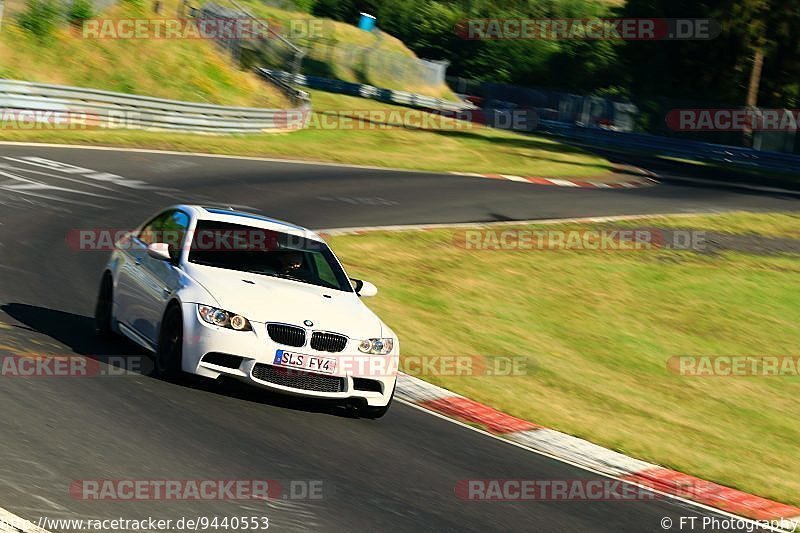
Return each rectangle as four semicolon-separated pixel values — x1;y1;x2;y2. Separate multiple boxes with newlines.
312;253;339;287
137;212;169;246
138;210;190;262
162;211;190;262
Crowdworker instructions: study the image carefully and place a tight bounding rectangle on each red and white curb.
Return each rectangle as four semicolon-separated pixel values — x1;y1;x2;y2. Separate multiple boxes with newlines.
452;165;659;188
395;373;800;526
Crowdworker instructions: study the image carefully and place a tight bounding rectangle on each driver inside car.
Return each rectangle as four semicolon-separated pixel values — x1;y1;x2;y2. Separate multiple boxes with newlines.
277;250;304;274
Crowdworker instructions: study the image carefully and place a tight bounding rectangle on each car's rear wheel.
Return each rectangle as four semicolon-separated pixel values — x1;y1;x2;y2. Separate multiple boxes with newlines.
156;306;183;381
94;272;114;336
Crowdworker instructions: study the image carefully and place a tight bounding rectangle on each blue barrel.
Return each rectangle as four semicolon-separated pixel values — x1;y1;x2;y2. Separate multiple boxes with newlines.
358;13;376;32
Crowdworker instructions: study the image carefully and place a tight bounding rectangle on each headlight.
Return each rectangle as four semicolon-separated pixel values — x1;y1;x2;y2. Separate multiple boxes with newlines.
358;338;394;355
197;305;252;331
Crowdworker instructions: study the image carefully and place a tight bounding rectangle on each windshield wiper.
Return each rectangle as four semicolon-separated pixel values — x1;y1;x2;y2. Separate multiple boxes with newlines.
267;272;309;284
240;270;310;284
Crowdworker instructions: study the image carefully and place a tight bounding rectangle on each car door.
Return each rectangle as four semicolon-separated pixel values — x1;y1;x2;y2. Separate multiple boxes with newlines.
116;209;190;346
115;211;167;342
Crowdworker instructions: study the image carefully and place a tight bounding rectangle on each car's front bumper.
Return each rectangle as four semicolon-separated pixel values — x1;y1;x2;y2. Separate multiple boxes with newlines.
181;303;397;407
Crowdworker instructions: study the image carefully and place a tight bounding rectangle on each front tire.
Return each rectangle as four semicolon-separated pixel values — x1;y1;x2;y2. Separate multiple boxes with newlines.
363;383;395;419
94;272;114;336
155;306;183;381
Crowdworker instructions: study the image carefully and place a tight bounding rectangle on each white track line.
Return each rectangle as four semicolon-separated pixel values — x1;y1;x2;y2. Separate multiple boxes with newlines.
0;507;50;533
315;211;733;236
0;142;449;175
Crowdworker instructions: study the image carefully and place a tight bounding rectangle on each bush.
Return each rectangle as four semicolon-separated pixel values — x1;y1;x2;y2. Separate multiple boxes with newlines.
67;0;93;27
122;0;147;11
17;0;62;40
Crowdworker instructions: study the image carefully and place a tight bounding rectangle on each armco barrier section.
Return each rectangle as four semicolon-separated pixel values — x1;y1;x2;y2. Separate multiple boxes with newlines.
0;79;310;133
259;68;471;113
538;119;800;174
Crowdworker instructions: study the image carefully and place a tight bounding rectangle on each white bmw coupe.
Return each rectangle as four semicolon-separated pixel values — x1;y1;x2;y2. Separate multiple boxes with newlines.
94;205;398;418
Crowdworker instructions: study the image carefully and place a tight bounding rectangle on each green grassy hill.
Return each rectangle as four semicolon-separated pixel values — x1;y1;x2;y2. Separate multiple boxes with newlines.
0;0;289;106
1;0;455;103
229;0;457;99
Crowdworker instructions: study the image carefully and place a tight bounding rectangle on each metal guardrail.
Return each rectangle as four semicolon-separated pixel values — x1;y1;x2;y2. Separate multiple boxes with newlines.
0;79;311;133
255;69;308;104
259;68;472;113
538;119;800;174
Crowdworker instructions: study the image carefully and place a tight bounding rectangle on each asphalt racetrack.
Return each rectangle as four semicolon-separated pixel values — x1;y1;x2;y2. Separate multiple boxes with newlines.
0;144;796;532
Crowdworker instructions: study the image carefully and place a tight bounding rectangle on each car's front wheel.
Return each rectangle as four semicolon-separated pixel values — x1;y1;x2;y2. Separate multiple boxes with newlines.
94;272;115;336
155;305;183;381
362;383;395;419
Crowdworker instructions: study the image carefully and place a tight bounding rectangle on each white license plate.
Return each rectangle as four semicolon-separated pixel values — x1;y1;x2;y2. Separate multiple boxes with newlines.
273;350;337;374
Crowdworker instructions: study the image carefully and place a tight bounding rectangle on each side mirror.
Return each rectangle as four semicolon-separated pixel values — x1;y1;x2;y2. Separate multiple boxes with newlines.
147;242;172;262
351;278;378;297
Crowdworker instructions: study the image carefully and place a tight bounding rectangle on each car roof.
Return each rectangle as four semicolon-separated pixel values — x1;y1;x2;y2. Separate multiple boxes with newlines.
176;205;324;242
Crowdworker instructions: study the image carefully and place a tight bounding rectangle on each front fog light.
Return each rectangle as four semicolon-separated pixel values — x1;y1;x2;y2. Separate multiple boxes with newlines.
358;338;394;355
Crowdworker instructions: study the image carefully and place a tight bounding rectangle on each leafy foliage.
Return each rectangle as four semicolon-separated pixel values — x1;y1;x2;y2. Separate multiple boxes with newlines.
17;0;62;40
67;0;93;27
310;0;800;111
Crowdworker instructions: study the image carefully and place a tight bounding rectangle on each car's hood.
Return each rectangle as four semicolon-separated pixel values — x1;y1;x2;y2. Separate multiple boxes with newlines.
183;264;384;338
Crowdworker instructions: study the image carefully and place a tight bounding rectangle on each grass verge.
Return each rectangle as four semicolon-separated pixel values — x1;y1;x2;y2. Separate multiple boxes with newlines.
0;89;615;178
328;211;800;506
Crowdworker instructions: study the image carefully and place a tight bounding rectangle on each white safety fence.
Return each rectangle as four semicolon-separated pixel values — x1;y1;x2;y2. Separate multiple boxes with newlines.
0;79;311;133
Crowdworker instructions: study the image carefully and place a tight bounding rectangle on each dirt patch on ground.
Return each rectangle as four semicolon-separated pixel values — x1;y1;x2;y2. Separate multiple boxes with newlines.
696;231;800;255
600;226;800;255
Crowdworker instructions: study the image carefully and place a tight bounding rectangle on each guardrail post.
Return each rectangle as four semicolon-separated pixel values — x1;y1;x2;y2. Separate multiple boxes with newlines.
291;49;306;76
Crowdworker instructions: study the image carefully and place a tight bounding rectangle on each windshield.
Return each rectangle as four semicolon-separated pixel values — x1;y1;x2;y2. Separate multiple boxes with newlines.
187;220;353;293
